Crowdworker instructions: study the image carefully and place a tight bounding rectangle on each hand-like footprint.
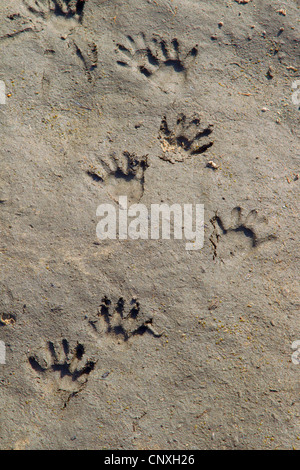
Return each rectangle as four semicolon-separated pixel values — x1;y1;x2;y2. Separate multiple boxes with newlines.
159;113;213;162
23;0;85;20
28;339;96;407
210;207;277;263
87;151;149;204
88;296;163;342
116;33;198;92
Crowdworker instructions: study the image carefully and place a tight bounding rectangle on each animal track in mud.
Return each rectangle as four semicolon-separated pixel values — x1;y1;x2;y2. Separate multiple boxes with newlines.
23;1;96;82
0;13;37;44
88;296;162;342
87;151;149;204
210;207;277;263
28;339;96;407
159;113;214;163
0;313;16;327
23;0;86;21
72;39;98;82
116;34;198;91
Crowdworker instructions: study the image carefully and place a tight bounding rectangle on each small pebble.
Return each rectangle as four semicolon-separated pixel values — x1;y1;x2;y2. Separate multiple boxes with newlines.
276;9;286;16
207;161;219;170
267;66;274;78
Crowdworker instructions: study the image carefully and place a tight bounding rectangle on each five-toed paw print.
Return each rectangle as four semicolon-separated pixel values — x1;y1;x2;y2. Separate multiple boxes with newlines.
116;33;198;91
23;0;85;21
159;113;214;162
88;296;162;342
87;151;149;203
28;339;96;406
210;207;277;263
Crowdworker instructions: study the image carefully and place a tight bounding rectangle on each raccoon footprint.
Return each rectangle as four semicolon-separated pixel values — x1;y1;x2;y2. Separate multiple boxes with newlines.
116;34;198;91
28;339;96;406
159;113;214;163
23;0;85;21
72;39;98;82
210;207;277;263
89;296;162;342
87;152;149;204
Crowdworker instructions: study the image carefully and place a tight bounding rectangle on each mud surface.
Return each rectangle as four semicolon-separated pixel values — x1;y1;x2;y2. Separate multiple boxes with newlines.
0;0;299;449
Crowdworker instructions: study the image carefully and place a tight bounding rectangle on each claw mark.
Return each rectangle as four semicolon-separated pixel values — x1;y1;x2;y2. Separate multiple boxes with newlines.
0;27;34;43
72;40;98;82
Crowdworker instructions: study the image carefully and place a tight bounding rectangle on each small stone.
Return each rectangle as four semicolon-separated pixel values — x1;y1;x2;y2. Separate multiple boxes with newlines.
276;9;287;16
206;161;219;170
267;66;274;78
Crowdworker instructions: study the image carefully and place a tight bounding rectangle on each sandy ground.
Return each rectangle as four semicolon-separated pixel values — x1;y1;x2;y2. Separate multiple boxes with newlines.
0;0;299;450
